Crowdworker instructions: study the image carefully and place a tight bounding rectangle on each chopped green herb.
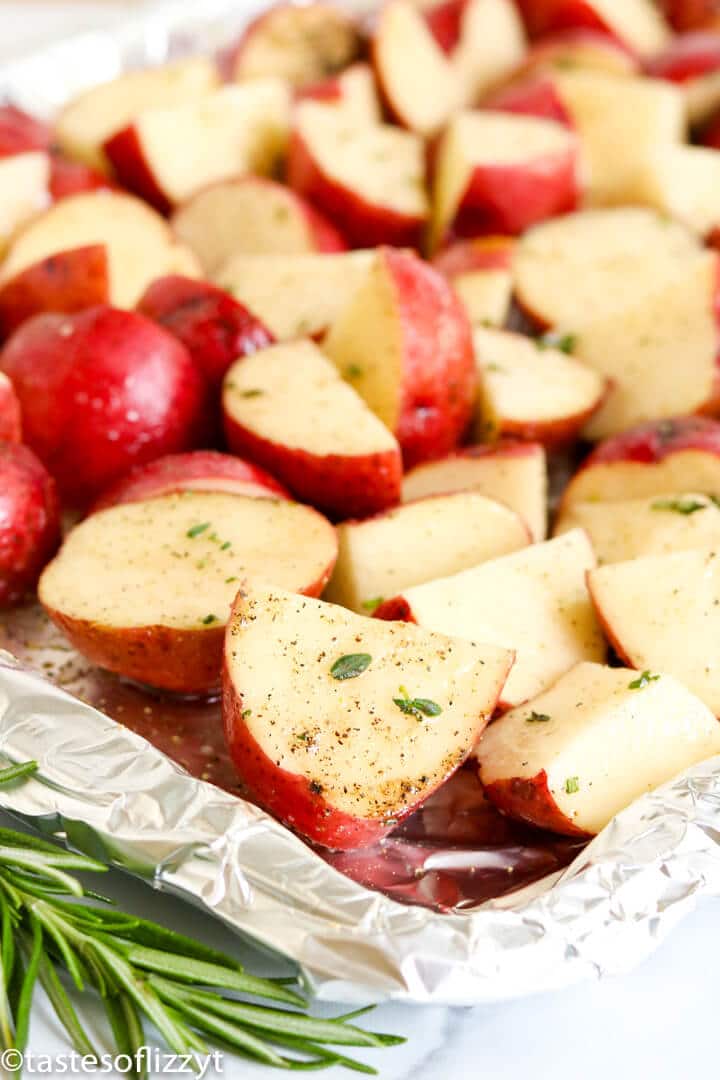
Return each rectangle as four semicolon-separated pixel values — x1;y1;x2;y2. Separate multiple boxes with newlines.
240;388;264;398
526;711;551;723
536;331;577;354
186;522;211;538
361;597;385;612
565;776;580;794
393;685;442;721
220;541;231;551
241;708;252;719
330;653;372;680
709;494;720;510
651;496;707;515
202;614;217;625
485;362;506;373
345;364;363;379
225;576;238;584
628;670;660;690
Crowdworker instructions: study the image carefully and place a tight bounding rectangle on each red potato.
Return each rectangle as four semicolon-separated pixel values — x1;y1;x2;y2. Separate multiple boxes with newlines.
560;417;720;511
171;177;346;276
572;250;720;440
225;2;361;87
632;144;720;239
324;490;531;612
514;208;704;330
287;101;429;249
137;276;274;390
0;152;50;256
0;307;205;506
323;247;476;468
473;326;606;445
374;529;604;708
0;373;21;442
0;191;200;310
517;28;638;76
428;110;581;251
48;156;114;201
223;340;402;520
483;73;574;126
431;0;527;104
402;440;548;540
55;57;220;173
431;235;514;327
645;32;720;125
702;111;720;148
658;0;719;31
554;491;720;563
551;71;685;207
39;492;338;695
0;245;108;338
372;0;462;137
215;250;375;341
92;450;289;512
223;581;514;849
513;0;670;54
0;105;51;157
476;662;720;837
0;442;60;607
104;82;291;214
296;63;383;125
588;548;720;716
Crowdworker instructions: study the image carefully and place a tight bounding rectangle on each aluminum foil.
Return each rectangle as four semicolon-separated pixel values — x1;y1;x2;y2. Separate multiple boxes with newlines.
1;0;720;1006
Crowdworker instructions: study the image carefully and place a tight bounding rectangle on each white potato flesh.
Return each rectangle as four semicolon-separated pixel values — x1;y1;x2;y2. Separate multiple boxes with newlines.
223;340;399;457
589;548;720;716
394;529;604;706
402;445;548;541
232;4;359;86
323;253;403;431
430;110;577;251
55;57;219;171
473;326;605;437
225;583;514;819
555;71;684;206
294;102;428;218
452;0;527;103
129;83;291;205
173;179;325;273
476;662;720;835
374;0;461;137
582;0;670;54
555;493;720;564
633;145;720;238
514;208;702;328
324;492;531;612
453;269;513;327
575;251;720;439
564;451;720;508
39;493;337;631
0;152;50;256
0;191;199;308
217;250;374;339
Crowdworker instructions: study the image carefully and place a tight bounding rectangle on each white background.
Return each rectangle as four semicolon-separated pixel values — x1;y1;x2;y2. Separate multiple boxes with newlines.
3;4;720;1077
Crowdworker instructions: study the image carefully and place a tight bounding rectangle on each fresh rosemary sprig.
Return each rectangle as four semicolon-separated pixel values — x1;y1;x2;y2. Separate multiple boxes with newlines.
0;761;403;1074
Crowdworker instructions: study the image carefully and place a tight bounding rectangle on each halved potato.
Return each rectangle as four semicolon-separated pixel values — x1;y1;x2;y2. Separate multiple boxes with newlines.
477;661;720;836
555;491;720;563
324;491;531;612
375;529;604;707
474;326;606;444
0;152;50;257
402;441;548;540
0;191;199;309
588;547;720;715
222;340;402;520
216;250;374;340
223;581;514;848
39;492;338;695
431;236;514;327
55;57;220;172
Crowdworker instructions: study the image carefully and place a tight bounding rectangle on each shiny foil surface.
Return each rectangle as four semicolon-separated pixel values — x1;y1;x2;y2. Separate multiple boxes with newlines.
1;0;720;1006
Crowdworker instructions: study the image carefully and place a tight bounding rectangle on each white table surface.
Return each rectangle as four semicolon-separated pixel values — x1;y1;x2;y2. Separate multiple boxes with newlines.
2;4;720;1078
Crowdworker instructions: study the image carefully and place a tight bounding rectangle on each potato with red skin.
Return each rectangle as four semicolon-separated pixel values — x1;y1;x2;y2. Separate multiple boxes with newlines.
0;307;205;506
0;441;60;607
513;0;670;54
0;374;21;442
48;156;114;201
0;106;51;158
702;111;720;148
222;582;514;850
295;63;382;125
517;28;637;76
658;0;718;31
137;276;274;390
560;416;720;511
0;246;108;338
323;247;477;468
92;450;289;512
644;32;720;125
483;74;575;126
432;237;514;327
